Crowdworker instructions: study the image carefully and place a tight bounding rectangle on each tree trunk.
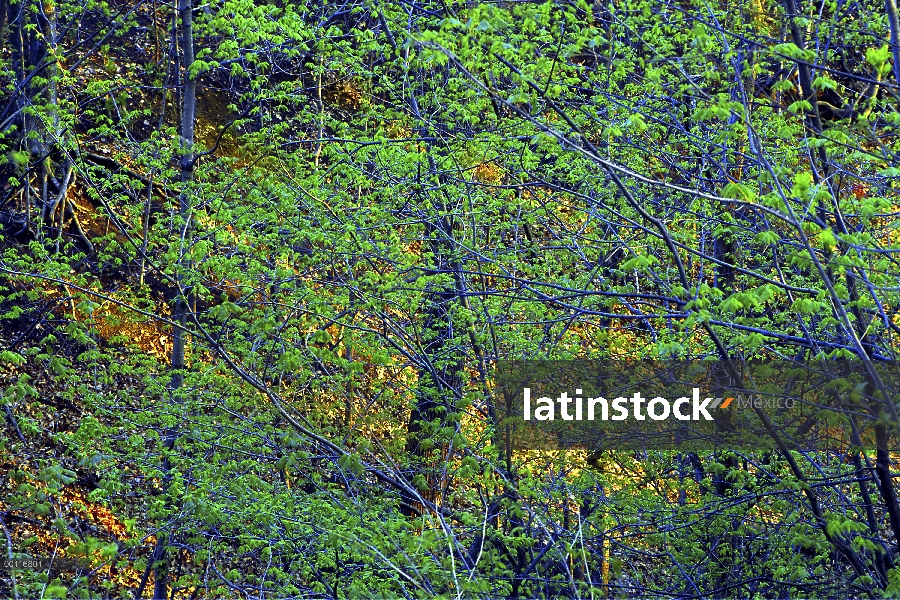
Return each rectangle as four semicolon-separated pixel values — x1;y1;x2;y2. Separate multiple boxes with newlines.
151;0;195;595
404;209;461;514
885;0;900;89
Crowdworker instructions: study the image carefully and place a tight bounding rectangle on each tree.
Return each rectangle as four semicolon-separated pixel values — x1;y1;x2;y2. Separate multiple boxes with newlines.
0;0;899;597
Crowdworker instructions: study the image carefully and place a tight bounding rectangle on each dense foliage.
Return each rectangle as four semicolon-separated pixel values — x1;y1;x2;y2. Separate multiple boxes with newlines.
1;0;899;597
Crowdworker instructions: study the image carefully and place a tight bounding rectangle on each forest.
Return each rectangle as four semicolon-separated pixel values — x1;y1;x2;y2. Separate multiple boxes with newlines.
0;0;899;597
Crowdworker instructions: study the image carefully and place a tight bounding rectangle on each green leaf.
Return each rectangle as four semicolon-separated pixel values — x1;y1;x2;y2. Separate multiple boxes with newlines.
0;350;26;366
